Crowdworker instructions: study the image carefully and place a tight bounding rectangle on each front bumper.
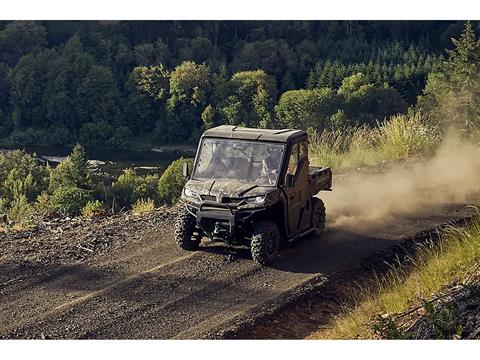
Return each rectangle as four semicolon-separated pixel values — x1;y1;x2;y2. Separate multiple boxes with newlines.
184;200;263;235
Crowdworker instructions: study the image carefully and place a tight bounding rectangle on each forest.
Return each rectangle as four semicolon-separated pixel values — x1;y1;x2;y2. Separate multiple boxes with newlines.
0;20;471;149
2;19;480;228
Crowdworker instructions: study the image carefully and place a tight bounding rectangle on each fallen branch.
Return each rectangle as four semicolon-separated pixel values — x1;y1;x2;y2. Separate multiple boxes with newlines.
77;245;94;253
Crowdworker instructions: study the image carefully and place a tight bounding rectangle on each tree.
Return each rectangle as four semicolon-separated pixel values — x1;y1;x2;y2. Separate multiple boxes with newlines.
169;61;211;107
418;21;480;131
76;65;123;125
131;64;170;100
220;70;277;127
339;74;407;125
201;104;215;129
0;21;48;66
275;88;341;130
157;157;194;204
48;144;94;192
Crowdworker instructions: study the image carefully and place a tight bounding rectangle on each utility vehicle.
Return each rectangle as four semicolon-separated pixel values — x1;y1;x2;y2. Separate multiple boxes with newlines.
175;125;332;265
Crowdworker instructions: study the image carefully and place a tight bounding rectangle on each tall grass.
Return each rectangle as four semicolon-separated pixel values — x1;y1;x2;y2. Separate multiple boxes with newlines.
309;113;440;170
311;214;480;339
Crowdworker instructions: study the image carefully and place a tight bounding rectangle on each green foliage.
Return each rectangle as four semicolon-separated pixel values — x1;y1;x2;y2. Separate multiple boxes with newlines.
308;113;439;170
275;88;340;130
48;144;94;192
81;200;105;217
338;74;408;126
46;186;93;217
418;22;480;132
79;122;132;149
0;21;48;66
132;197;155;215
0;21;455;148
169;61;210;107
112;168;159;209
0;150;49;207
220;70;277;127
6;194;35;228
132;64;170;100
201;104;216;129
157;157;193;204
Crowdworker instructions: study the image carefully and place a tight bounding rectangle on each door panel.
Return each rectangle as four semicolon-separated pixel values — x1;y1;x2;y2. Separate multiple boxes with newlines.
284;141;310;236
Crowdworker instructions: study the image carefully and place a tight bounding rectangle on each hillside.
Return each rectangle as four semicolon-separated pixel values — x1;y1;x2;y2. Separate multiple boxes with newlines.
0;20;464;149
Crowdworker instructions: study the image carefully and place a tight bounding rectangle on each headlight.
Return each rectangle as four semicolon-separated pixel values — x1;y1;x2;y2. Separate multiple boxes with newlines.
245;196;265;204
184;187;196;198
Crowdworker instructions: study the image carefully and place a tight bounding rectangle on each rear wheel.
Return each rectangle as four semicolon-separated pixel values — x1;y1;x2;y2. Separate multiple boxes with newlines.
251;220;281;266
312;197;326;236
175;207;202;250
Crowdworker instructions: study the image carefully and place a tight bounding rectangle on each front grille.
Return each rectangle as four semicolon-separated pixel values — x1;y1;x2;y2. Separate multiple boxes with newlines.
221;197;240;204
201;205;230;213
200;195;216;201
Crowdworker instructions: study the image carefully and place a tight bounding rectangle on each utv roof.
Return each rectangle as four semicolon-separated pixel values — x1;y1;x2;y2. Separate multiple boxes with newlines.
202;125;306;143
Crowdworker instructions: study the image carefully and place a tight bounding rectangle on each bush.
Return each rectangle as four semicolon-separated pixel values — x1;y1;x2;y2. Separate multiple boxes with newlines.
79;122;132;149
7;194;35;228
132;197;155;215
308;112;441;170
375;113;440;159
81;200;105;217
157;157;193;204
112;168;159;209
47;186;93;217
0;150;49;205
48;144;94;192
5;128;47;146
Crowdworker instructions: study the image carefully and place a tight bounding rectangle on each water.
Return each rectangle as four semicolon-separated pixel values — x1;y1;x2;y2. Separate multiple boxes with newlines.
1;145;193;179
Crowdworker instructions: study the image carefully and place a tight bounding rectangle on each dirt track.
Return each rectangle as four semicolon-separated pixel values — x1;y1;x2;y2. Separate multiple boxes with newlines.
0;201;474;339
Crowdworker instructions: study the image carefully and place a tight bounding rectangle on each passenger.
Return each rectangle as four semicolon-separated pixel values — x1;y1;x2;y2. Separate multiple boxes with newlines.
256;147;282;185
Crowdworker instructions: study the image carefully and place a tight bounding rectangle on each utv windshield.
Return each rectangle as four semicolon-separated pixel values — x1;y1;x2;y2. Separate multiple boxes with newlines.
192;138;285;186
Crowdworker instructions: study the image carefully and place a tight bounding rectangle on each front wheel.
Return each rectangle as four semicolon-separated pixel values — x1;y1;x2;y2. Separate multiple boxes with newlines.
175;207;202;251
312;197;326;236
251;220;281;266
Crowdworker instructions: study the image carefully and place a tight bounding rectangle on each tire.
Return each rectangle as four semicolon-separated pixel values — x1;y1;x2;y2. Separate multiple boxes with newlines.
312;197;326;236
251;220;281;266
175;207;202;251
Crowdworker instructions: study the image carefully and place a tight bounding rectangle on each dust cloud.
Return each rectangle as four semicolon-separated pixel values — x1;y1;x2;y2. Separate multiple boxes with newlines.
322;132;480;231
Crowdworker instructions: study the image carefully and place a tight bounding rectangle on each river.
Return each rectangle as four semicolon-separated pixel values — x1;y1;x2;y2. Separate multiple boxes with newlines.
1;145;195;179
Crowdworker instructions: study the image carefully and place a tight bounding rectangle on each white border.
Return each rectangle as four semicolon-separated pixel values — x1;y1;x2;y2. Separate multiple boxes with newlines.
0;0;480;20
2;340;480;360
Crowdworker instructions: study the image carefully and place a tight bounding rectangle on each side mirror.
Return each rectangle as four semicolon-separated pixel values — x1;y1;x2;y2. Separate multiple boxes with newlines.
285;173;294;188
183;162;190;179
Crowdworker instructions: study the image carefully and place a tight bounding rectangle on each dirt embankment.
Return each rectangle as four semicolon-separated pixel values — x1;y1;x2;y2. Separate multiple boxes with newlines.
1;139;480;339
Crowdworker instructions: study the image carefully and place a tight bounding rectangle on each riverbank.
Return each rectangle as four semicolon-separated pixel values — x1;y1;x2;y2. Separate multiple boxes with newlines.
0;143;195;178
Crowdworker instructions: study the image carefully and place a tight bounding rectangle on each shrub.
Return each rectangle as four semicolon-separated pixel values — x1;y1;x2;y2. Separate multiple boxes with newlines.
308;112;441;170
48;144;94;192
132;197;155;215
157;157;193;204
0;150;49;205
5;128;47;146
375;113;440;159
7;194;35;228
112;168;159;209
81;200;105;217
47;186;93;217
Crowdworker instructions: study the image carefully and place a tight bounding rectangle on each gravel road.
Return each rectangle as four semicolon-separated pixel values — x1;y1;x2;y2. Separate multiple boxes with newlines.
0;175;476;339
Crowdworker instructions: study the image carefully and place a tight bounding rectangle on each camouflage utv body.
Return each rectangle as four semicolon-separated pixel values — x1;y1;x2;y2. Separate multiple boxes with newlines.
176;125;332;265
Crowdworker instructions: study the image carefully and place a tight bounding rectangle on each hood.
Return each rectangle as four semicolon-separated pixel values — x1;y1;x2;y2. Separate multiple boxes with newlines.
185;179;273;200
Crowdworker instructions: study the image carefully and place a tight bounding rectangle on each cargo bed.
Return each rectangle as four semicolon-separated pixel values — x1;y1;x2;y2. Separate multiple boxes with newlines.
308;166;332;194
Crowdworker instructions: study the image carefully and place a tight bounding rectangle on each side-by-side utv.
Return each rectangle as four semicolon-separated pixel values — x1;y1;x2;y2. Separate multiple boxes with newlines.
175;125;332;265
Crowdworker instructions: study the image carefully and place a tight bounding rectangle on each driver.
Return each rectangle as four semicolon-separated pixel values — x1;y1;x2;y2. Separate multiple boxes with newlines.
256;146;282;185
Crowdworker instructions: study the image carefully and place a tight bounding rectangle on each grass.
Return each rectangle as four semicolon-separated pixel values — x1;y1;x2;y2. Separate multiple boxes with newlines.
309;113;440;170
132;197;155;215
311;213;480;339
